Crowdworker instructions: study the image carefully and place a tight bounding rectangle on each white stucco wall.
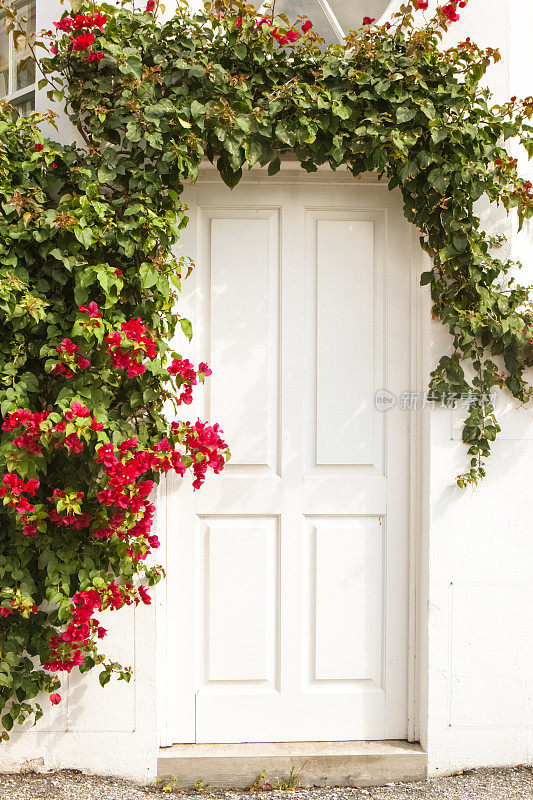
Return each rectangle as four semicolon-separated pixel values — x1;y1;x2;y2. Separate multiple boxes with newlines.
422;0;533;776
1;603;158;781
1;0;531;783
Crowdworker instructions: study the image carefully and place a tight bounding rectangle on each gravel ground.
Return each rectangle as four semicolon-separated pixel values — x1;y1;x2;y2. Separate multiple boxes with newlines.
0;767;532;800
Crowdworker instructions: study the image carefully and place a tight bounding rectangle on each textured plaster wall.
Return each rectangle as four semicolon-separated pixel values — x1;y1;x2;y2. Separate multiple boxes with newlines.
423;0;533;776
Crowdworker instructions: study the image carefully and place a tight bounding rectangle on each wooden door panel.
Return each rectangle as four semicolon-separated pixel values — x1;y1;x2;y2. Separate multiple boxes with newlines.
163;177;411;745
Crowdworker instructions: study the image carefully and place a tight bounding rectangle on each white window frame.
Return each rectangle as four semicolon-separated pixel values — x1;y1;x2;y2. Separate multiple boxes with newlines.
0;0;36;111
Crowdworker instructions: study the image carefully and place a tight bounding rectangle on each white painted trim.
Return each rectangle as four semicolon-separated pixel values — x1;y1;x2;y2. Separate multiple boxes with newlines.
155;479;169;747
406;229;432;744
316;0;345;43
412;251;433;749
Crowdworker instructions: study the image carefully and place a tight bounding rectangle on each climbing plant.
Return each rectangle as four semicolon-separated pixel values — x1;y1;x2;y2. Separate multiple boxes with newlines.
0;0;532;736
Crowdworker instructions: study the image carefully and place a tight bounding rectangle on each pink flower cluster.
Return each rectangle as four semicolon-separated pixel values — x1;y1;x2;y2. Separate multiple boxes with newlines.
52;338;90;378
0;597;38;618
1;409;49;454
52;12;106;61
0;474;40;537
255;17;312;44
53;12;107;32
106;318;157;378
172;419;228;489
167;358;212;405
93;435;191;553
45;585;106;673
441;0;465;23
79;302;102;320
1;309;229;683
45;578;151;674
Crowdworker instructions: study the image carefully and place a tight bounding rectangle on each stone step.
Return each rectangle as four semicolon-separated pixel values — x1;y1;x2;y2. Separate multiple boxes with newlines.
157;740;427;789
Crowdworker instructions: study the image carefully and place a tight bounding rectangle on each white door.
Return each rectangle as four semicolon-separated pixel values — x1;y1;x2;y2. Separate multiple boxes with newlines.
162;169;413;745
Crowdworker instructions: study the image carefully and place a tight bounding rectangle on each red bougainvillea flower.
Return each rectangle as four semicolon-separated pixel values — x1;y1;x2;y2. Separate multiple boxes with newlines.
286;29;299;42
105;318;157;378
167;358;203;404
52;363;70;378
86;50;104;62
442;2;460;22
1;409;32;431
0;474;39;496
145;0;155;10
257;17;272;27
121;318;152;345
3;410;48;453
362;16;375;25
64;402;91;421
71;32;95;51
271;29;289;45
137;585;151;605
54;17;73;31
79;301;102;318
301;19;312;32
50;693;61;705
57;338;78;354
63;433;84;453
0;314;229;682
54;13;106;32
416;0;429;9
35;143;44;151
92;12;107;29
15;498;35;514
23;523;38;538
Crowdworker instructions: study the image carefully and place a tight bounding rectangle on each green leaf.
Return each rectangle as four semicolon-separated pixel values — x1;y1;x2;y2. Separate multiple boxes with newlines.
2;714;13;732
180;318;193;341
268;156;281;176
419;99;436;120
98;165;117;183
396;107;417;124
74;227;94;248
99;671;111;688
139;262;158;288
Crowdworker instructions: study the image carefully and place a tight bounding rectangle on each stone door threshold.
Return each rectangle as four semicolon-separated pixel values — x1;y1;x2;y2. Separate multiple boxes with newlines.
157;741;427;788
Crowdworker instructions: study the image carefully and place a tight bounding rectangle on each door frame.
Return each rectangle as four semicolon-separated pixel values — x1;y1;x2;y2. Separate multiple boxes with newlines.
155;161;431;749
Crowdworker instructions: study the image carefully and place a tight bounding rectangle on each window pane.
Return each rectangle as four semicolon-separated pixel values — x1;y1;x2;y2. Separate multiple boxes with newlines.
0;20;9;97
13;1;36;92
13;93;34;117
